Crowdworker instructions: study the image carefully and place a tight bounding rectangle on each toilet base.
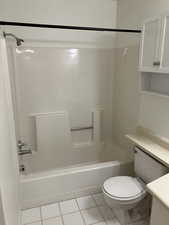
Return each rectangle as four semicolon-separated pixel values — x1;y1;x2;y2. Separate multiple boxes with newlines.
113;208;131;225
112;196;151;225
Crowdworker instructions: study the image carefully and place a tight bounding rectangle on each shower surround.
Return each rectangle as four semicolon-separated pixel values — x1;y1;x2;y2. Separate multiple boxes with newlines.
8;45;115;173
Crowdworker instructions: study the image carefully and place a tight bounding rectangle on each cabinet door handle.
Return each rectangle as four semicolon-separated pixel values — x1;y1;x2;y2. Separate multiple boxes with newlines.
153;61;160;66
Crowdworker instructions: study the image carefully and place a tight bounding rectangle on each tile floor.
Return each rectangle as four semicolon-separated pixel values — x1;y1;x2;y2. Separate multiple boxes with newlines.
22;193;148;225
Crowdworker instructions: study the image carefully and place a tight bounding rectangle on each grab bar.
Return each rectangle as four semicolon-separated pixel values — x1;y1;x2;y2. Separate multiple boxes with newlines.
71;126;93;131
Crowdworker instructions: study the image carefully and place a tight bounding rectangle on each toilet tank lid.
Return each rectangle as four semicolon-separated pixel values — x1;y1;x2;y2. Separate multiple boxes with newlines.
103;176;144;199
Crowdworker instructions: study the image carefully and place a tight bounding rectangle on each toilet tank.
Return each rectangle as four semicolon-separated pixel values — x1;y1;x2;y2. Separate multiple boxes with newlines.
134;146;169;183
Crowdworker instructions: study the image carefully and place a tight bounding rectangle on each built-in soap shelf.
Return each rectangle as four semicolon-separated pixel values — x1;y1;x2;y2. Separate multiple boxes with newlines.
141;90;169;100
141;72;169;97
71;110;103;149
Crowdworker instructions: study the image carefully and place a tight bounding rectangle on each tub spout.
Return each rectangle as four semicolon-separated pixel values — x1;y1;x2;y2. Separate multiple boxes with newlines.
18;149;32;156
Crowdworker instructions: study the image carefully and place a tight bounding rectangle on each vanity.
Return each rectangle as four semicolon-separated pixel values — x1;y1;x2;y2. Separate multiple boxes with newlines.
148;175;169;225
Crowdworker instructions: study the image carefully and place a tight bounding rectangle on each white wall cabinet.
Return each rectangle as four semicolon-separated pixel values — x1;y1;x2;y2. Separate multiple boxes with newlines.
140;13;169;73
160;14;169;72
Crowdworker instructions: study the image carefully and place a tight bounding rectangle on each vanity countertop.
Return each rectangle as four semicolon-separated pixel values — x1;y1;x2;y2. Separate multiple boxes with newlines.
147;173;169;209
126;132;169;167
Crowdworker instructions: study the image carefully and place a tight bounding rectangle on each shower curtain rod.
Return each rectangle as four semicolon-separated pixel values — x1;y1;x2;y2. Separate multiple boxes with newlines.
0;21;141;33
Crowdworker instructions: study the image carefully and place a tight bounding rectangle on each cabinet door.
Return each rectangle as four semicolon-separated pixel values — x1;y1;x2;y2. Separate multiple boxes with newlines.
160;14;169;72
150;198;169;225
140;17;162;72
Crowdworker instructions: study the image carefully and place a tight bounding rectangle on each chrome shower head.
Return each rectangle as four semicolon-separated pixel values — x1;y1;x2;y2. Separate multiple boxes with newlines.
3;32;24;46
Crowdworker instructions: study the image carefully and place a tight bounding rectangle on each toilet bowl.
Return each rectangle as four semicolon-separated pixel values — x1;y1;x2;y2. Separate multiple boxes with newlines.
102;176;147;225
102;147;169;225
102;176;146;210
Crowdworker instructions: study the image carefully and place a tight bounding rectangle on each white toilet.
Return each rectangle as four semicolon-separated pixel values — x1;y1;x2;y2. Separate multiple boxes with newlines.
102;146;169;225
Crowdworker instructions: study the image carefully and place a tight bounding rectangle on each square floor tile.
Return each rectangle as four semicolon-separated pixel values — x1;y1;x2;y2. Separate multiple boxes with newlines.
63;212;84;225
22;207;41;224
99;205;114;220
76;195;96;210
106;218;121;225
43;217;63;225
81;207;104;225
41;202;60;219
60;199;79;214
92;193;106;206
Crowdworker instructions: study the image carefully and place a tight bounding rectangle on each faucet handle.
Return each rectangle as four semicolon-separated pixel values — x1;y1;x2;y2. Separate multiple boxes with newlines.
17;140;32;156
17;140;25;150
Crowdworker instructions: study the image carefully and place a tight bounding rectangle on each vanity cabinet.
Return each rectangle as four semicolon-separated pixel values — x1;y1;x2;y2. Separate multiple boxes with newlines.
140;13;169;73
150;197;169;225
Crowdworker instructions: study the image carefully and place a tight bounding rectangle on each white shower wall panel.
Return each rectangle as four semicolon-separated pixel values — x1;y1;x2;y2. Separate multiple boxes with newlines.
12;46;115;173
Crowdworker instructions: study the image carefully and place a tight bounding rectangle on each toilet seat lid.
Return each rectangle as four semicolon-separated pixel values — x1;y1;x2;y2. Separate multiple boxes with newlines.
103;176;144;199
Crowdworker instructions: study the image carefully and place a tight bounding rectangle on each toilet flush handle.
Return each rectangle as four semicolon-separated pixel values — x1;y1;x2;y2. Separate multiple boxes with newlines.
133;147;138;154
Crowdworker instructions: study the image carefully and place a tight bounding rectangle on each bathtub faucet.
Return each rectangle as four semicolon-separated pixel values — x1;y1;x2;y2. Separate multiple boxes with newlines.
18;140;32;156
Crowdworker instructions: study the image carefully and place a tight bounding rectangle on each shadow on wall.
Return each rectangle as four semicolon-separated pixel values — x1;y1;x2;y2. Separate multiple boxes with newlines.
0;190;5;225
112;33;141;161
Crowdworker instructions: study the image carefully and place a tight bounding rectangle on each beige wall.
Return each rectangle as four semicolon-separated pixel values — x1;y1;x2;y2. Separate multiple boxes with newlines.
0;0;116;27
117;0;169;29
1;0;117;48
113;35;140;161
113;0;169;161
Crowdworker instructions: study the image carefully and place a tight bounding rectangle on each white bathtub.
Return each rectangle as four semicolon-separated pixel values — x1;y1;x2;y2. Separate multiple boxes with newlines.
20;160;133;209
